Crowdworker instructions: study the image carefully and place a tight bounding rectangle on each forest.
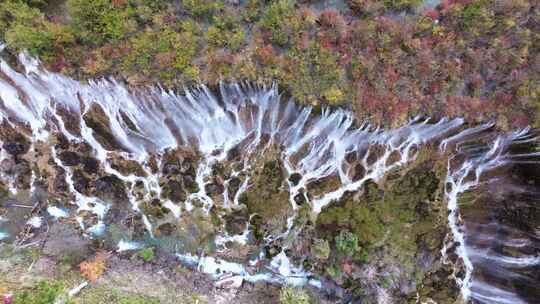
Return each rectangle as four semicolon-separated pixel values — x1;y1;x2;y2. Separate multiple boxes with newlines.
0;0;537;128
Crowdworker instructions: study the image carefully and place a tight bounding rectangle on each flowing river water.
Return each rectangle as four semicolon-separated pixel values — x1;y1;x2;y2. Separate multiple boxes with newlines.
0;50;538;303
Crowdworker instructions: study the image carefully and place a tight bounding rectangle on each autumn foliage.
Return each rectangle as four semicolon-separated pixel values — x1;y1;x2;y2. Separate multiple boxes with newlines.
79;251;109;282
0;0;537;129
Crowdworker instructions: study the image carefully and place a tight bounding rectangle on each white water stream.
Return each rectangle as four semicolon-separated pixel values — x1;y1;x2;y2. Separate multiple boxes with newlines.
0;51;538;303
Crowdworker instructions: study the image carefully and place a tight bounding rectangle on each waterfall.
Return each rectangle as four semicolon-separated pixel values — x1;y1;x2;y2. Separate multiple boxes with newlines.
0;51;538;303
441;127;540;303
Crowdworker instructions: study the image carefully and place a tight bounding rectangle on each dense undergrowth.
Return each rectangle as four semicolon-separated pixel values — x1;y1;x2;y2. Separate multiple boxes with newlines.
0;0;537;128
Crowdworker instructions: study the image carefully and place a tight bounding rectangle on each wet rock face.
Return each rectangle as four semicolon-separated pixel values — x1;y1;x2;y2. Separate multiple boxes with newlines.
456;160;540;303
227;177;242;201
0;182;8;199
83;103;124;151
55;105;81;136
1;56;539;303
13;159;32;189
109;156;146;177
52;165;69;194
2;142;27;157
224;206;249;235
497;163;540;231
416;266;460;303
162;180;186;202
82;157;99;175
73;169;91;195
161;148;198;174
0;122;30;158
0;154;15;172
288;173;302;186
156;222;177;236
306;174;341;196
154;148;200;206
58;151;81;166
183;175;199;193
205;180;225;198
93;175;128;203
176;209;217;252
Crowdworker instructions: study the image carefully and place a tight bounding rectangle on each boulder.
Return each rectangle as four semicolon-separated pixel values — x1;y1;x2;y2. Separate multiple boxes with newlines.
93;175;127;202
58;151;81;166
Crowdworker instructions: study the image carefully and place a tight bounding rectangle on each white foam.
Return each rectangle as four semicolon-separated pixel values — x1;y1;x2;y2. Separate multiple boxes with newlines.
117;239;143;252
47;206;69;219
177;253;320;287
27;216;42;228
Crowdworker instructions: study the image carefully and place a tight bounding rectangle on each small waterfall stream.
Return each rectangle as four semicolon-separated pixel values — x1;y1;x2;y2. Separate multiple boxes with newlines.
440;126;540;303
0;51;538;303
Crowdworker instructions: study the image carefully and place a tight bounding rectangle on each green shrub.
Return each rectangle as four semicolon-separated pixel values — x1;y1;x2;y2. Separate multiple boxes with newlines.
282;43;346;106
335;230;359;257
459;1;494;30
6;22;74;61
206;13;245;52
121;21;201;82
322;86;345;105
138;247;155;262
132;0;169;12
181;0;223;18
258;0;297;46
311;238;330;260
279;287;311;304
21;0;50;8
0;1;39;38
0;1;74;62
379;276;392;289
382;0;423;11
325;264;340;280
67;0;136;44
13;281;71;304
0;0;42;25
4;23;49;53
242;0;263;23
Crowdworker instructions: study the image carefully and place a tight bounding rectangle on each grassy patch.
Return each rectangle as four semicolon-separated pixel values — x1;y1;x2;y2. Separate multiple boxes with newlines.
75;286;160;304
137;247;155;262
279;287;311;304
13;281;72;304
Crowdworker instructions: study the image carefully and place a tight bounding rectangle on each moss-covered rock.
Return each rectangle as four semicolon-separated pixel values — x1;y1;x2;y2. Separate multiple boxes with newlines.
140;199;170;219
241;158;291;239
224;205;249;236
0;181;8;199
312;163;454;301
109;155;147;177
161;180;187;203
176;208;217;253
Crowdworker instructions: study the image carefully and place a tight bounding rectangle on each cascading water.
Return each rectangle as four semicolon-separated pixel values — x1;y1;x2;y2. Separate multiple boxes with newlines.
0;50;538;303
440;127;540;304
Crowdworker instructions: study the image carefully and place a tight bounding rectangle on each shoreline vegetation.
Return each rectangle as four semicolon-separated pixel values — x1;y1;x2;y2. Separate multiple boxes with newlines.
0;0;538;129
